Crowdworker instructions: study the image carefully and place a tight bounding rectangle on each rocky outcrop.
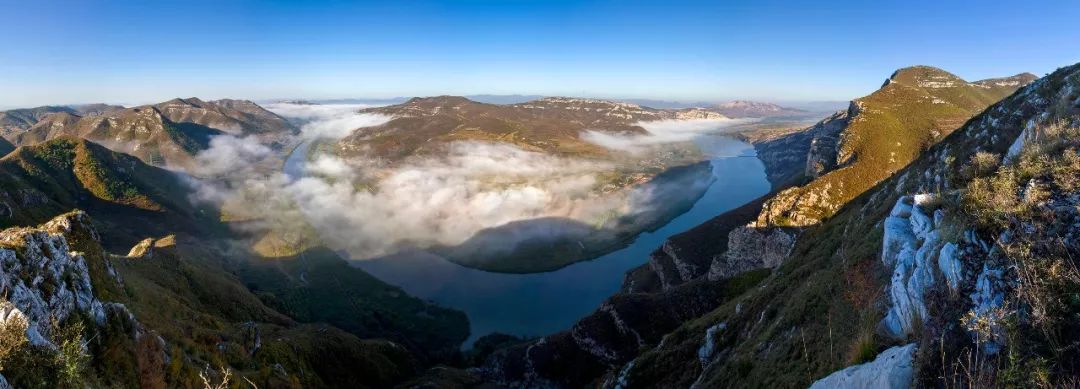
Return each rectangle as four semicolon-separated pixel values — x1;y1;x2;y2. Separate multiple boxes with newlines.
707;226;795;281
879;194;964;339
738;108;850;188
0;211;170;386
804;103;857;178
0;211;109;346
809;343;917;389
647;240;714;290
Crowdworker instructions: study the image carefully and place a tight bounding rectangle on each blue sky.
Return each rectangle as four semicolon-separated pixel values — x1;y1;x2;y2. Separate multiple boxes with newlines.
1;0;1078;108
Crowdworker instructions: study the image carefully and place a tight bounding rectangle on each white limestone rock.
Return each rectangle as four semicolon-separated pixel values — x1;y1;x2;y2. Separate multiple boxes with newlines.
965;264;1007;354
889;196;913;218
809;343;917;389
880;195;951;339
937;243;962;290
0;212;109;347
697;322;727;367
882;216;916;267
909;205;934;239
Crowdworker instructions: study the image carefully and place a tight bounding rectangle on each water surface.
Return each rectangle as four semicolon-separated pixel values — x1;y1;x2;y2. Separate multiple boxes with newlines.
354;135;770;346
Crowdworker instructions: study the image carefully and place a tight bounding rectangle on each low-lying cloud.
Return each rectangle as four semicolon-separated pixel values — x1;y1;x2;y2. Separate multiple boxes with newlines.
262;102;392;139
192;135;274;176
189;103;714;261
581;117;748;152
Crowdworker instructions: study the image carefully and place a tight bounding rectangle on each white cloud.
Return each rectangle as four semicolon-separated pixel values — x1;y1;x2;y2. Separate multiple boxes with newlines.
191;135;274;176
189;103;715;261
263;102;392;139
581;117;750;152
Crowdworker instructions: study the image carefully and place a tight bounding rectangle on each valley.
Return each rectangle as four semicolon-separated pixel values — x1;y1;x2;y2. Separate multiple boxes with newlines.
1;31;1077;389
355;135;768;346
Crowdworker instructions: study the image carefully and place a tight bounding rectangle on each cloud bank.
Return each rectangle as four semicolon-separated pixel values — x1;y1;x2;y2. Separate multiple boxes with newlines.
262;102;392;139
190;102;714;261
581;117;749;152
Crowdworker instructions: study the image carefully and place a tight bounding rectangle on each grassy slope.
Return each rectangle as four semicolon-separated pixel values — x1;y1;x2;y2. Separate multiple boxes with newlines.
0;137;472;387
110;236;421;388
233;247;470;363
760;67;1032;226
0;136;216;250
618;65;1076;388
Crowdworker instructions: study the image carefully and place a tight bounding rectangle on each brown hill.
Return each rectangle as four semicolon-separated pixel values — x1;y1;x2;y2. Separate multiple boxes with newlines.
337;96;727;164
8;98;297;169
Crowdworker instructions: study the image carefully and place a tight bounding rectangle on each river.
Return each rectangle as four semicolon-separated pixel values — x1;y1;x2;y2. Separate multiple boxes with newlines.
336;135;771;346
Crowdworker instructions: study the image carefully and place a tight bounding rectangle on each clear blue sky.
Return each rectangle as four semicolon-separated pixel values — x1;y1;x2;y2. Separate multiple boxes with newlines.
1;0;1078;108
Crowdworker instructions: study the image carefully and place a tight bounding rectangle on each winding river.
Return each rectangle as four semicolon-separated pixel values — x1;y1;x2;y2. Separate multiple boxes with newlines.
301;135;770;346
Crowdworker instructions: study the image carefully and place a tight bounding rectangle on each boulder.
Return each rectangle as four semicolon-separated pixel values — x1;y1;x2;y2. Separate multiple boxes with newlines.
809;343;917;389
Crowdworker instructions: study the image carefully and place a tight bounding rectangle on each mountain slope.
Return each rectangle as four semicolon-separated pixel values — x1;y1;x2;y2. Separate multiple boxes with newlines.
7;98;297;169
464;66;1040;387
608;63;1079;388
0;211;427;388
0;139;471;387
0;105;78;136
755;66;1035;227
0;136;211;250
153;98;297;143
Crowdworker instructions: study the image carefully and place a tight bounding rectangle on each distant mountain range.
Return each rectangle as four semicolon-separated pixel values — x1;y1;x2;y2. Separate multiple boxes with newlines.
263;95;843;115
1;98;296;169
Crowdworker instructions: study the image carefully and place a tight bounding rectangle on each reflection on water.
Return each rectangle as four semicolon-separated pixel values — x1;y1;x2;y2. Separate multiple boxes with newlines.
354;135;770;346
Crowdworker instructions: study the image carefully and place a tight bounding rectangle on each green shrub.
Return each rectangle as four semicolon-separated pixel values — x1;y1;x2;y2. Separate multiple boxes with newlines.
0;305;28;371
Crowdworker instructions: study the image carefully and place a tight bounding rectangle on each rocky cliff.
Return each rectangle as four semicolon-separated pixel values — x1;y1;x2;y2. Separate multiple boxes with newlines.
753;67;1034;228
0;211;160;387
605;63;1079;388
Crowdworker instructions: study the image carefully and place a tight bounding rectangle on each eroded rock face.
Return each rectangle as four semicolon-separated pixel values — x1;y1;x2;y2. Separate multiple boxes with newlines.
804;104;856;178
880;195;960;339
648;240;714;290
0;211;108;346
809;343;917;389
707;226;795;281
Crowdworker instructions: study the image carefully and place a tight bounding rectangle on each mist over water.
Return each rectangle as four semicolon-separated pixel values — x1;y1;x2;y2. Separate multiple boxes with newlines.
357;135;770;346
182;102;770;343
192;102;750;262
